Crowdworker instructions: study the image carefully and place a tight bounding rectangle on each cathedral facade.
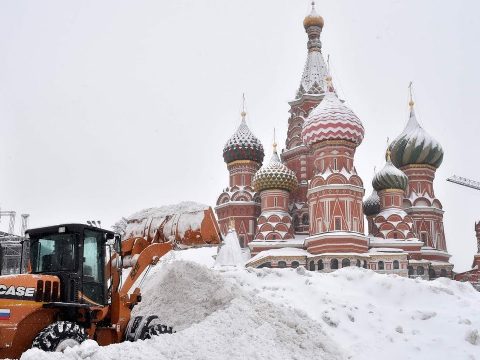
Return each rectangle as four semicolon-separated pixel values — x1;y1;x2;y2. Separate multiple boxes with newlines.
215;3;453;279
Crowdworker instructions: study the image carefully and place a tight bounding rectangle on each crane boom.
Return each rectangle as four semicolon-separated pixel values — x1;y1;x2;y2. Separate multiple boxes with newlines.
447;175;480;191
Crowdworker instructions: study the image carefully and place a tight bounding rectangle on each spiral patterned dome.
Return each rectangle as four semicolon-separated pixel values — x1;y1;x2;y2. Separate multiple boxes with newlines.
252;148;298;193
389;108;444;169
363;189;380;216
372;156;408;191
223;116;264;164
302;92;365;147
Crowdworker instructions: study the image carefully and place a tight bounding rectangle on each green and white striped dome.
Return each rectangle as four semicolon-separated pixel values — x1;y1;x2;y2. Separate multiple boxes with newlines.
372;156;408;191
389;108;444;169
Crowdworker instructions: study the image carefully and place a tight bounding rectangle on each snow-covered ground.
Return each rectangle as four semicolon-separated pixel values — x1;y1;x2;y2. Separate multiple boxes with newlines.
22;247;480;360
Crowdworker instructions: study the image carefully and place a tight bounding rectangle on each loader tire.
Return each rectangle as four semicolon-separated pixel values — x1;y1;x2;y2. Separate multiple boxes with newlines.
32;321;87;352
142;323;174;339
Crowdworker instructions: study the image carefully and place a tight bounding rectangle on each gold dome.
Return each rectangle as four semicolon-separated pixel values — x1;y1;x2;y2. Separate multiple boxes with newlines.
303;2;324;29
303;14;324;28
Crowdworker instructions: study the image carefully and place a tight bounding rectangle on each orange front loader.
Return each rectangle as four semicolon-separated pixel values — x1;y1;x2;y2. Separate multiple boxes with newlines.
0;213;221;358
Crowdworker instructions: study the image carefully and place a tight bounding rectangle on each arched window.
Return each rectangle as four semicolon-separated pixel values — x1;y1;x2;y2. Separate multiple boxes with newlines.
378;261;384;270
417;266;425;275
408;266;414;276
302;214;309;225
318;260;324;270
291;261;299;269
429;268;436;279
331;259;339;270
342;259;351;268
356;259;361;267
278;261;286;268
440;268;447;277
258;262;271;268
393;260;399;270
363;260;367;269
309;261;315;271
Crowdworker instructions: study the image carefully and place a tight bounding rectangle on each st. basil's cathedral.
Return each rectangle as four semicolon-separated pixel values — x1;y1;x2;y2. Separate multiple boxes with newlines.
215;3;479;285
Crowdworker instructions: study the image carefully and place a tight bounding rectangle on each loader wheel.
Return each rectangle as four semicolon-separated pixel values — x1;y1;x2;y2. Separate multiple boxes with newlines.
142;323;174;340
32;321;87;352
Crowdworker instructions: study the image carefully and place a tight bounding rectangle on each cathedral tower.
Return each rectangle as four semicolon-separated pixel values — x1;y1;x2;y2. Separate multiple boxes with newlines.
389;88;449;262
215;106;264;247
301;77;367;254
252;143;298;241
281;2;328;233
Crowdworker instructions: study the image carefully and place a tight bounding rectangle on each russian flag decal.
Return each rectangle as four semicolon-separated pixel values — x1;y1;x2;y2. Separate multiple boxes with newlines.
0;309;10;320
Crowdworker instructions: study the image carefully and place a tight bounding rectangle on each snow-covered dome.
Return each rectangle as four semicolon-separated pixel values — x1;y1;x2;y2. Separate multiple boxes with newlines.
389;107;444;169
302;91;365;147
252;147;298;193
363;189;380;216
372;155;408;191
303;2;324;29
223;114;264;164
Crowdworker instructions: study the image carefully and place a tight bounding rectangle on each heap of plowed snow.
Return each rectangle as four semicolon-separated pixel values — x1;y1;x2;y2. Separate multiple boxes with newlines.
22;248;480;360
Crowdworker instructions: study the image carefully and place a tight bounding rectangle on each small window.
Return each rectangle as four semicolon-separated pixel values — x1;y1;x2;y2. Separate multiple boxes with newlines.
378;261;384;270
393;232;398;239
238;235;245;248
302;214;309;225
258;262;271;268
318;260;324;270
333;158;338;170
393;260;399;270
408;266;414;276
334;217;341;231
420;232;427;243
293;216;300;227
342;258;350;267
356;259;361;267
291;261;299;269
440;268;447;277
429;268;436;279
353;218;358;232
309;261;315;271
278;261;287;268
417;266;425;275
274;197;278;207
331;259;339;270
363;260;367;269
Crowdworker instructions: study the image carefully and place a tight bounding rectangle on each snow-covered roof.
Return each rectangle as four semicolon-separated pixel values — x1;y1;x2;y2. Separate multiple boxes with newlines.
248;247;310;264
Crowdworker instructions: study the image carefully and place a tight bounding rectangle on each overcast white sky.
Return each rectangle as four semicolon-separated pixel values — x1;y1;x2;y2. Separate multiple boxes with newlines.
1;0;479;271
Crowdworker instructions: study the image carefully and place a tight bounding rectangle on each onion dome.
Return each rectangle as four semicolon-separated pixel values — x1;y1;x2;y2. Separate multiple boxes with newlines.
223;112;264;164
253;145;298;193
363;189;380;216
389;106;444;169
302;88;365;147
303;2;324;29
372;152;408;191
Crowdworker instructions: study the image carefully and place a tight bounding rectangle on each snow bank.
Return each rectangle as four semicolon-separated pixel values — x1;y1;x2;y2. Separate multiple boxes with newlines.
20;248;480;360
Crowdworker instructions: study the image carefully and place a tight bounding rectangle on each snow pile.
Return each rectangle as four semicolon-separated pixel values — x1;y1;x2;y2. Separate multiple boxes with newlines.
214;229;244;267
123;201;209;241
21;248;480;360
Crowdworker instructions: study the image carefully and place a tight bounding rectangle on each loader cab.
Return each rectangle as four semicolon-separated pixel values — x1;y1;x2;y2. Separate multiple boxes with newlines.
26;224;116;306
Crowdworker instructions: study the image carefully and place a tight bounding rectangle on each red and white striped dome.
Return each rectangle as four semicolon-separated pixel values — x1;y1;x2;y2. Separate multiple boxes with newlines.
302;92;365;147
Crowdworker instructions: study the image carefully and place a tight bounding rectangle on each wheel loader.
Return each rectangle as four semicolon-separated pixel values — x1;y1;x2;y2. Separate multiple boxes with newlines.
0;214;221;358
